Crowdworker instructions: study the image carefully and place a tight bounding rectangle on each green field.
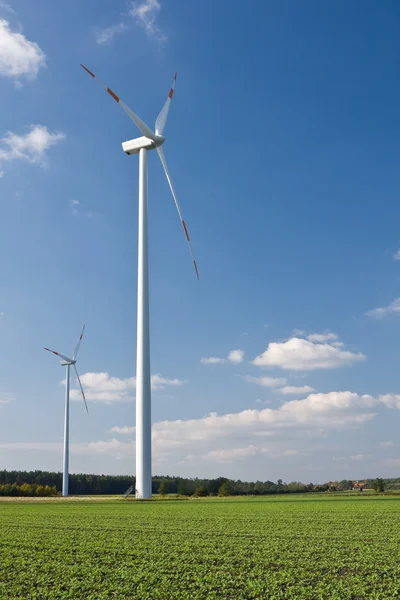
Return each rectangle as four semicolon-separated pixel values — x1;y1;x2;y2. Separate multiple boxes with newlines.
1;495;400;599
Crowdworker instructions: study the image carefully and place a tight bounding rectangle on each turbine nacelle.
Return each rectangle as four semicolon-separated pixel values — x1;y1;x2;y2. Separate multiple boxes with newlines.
122;135;165;156
60;359;76;366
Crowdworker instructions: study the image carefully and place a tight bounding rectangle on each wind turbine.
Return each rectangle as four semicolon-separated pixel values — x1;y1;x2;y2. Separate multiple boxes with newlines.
44;326;88;497
80;65;198;499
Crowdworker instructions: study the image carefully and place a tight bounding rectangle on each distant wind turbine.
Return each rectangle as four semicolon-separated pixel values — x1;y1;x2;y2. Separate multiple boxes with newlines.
44;326;88;497
80;64;198;499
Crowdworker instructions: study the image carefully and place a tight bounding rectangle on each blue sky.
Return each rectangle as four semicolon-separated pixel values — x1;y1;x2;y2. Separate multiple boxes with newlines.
1;0;400;483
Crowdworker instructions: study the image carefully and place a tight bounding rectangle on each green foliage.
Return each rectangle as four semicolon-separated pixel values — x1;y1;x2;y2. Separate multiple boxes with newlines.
0;470;398;498
338;479;354;491
1;495;400;598
193;486;208;497
158;480;169;495
218;480;234;496
0;483;57;497
373;478;386;493
0;470;135;495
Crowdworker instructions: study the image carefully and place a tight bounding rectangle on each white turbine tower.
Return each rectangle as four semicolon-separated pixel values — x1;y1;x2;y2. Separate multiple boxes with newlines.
44;326;88;497
80;65;198;499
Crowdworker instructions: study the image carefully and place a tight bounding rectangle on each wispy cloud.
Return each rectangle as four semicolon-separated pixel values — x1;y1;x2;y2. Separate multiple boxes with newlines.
366;297;400;318
201;349;244;365
393;249;400;261
95;22;128;44
0;18;46;82
68;198;93;218
0;125;65;169
0;392;15;405
0;3;17;16
278;385;316;395
94;0;166;46
350;453;365;461
69;199;79;216
129;0;166;42
307;332;338;343
243;376;287;388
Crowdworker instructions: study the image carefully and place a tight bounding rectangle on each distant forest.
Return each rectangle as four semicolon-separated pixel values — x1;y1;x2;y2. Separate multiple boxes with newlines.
1;470;399;497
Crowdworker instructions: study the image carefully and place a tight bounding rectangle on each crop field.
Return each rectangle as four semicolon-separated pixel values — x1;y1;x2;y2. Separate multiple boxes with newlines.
1;495;400;599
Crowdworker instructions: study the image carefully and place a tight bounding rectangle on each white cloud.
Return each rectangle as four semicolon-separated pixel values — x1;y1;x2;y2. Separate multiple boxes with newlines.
227;349;244;364
151;373;184;390
87;438;131;455
201;349;244;365
129;0;165;41
0;442;61;452
0;19;45;81
366;298;400;318
93;0;165;48
9;388;400;472
95;22;127;44
0;170;4;178
278;385;316;395
380;440;393;448
379;394;400;409
0;439;134;459
151;391;378;453
203;445;297;464
200;356;224;364
393;249;400;261
253;337;365;371
350;454;364;461
145;391;379;465
292;329;306;337
0;125;65;167
307;332;338;343
243;375;287;388
71;372;135;403
110;425;135;435
68;371;184;403
205;445;259;462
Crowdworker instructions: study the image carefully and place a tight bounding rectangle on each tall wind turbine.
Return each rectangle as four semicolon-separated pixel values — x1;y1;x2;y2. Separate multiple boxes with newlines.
80;65;198;499
44;326;88;497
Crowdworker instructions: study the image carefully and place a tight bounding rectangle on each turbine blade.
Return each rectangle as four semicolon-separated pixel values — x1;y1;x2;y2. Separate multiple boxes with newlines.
156;146;199;280
73;324;85;360
80;64;158;142
155;73;177;136
73;364;89;414
44;348;74;363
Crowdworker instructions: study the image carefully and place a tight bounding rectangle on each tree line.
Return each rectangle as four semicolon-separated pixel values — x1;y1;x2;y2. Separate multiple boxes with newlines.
0;470;394;496
0;483;57;497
